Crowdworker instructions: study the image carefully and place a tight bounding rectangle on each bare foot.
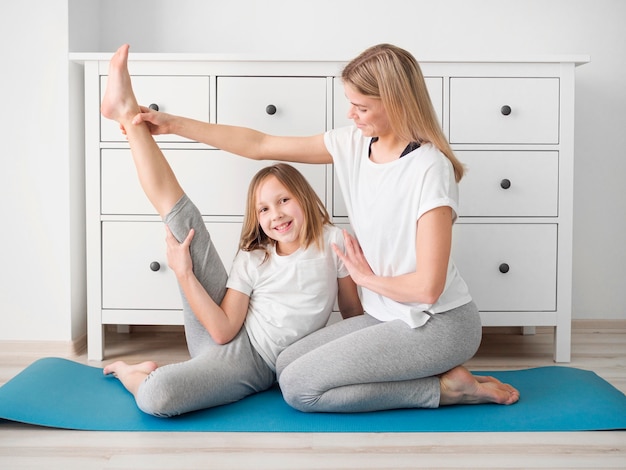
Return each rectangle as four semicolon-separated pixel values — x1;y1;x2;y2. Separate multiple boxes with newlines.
100;44;141;124
103;360;158;396
439;366;520;406
103;360;158;377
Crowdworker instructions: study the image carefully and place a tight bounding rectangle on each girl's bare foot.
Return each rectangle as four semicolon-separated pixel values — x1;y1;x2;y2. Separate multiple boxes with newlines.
100;44;141;124
439;365;520;406
103;360;158;396
103;360;158;377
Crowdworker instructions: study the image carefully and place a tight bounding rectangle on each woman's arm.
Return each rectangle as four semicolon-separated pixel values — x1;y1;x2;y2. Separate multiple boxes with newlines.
334;206;453;305
132;107;333;165
166;226;249;344
336;275;363;319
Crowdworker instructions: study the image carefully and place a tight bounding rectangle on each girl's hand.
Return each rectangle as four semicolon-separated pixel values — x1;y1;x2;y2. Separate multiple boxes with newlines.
165;225;195;278
332;229;374;286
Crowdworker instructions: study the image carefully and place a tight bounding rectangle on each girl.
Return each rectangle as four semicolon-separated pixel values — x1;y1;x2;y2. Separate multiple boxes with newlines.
100;45;362;417
125;43;520;411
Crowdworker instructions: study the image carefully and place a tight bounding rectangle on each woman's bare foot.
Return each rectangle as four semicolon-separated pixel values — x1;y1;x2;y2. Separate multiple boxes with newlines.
100;44;141;124
439;365;520;406
103;360;158;396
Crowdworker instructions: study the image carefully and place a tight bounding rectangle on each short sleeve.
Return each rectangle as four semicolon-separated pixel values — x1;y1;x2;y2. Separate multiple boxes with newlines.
416;155;459;223
225;251;255;296
327;226;350;279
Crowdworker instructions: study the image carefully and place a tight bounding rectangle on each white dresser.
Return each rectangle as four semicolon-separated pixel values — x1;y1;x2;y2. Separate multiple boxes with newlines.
75;54;587;362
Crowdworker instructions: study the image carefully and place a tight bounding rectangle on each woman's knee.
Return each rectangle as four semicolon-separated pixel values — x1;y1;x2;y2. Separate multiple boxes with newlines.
278;366;321;413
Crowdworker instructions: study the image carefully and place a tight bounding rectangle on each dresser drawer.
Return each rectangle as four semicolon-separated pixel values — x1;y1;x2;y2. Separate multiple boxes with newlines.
449;78;559;144
457;151;558;217
452;224;557;311
100;75;210;142
217;77;327;135
102;221;241;310
101;149;327;216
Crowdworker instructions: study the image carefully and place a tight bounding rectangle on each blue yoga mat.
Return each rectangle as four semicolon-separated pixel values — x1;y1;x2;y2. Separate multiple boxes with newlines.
0;357;625;432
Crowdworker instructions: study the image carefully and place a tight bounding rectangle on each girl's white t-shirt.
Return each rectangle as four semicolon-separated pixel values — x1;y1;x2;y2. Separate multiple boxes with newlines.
226;224;349;370
325;125;472;328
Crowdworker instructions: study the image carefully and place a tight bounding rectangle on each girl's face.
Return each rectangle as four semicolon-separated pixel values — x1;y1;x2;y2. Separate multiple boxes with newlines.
344;83;391;138
255;175;305;256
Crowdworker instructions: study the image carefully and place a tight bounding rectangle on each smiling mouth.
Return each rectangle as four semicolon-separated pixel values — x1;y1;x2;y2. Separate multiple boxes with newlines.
274;221;292;233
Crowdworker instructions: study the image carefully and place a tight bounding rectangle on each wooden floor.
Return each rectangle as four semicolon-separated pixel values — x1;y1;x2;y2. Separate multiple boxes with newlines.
1;322;625;469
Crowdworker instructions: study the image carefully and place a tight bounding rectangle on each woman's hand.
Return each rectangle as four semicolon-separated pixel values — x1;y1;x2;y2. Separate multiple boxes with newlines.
165;225;195;279
131;106;175;135
332;230;374;287
132;105;174;135
118;106;175;136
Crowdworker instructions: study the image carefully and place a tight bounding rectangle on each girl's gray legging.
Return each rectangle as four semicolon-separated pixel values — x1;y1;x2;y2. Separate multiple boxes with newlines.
275;301;482;413
135;194;275;417
135;195;481;416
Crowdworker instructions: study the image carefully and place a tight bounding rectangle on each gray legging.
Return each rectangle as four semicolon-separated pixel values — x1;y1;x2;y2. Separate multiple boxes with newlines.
135;195;275;417
276;301;482;413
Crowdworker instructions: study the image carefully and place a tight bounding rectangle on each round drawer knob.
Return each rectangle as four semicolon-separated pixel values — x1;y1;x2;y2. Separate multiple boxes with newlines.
498;263;510;274
500;105;512;116
265;104;277;115
149;261;161;272
500;178;512;189
148;103;159;111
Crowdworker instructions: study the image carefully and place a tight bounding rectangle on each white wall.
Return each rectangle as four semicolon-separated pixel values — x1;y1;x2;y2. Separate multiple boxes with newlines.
0;0;86;341
78;0;626;321
0;0;623;344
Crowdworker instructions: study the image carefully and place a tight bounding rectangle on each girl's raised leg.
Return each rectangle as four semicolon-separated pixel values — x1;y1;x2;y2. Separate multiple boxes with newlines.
101;44;183;217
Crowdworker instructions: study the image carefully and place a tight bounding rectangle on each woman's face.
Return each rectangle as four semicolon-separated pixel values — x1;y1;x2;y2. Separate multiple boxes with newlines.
344;83;391;138
255;175;304;256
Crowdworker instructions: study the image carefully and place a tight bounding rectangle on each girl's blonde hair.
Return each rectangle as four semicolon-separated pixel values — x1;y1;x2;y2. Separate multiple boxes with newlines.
240;163;332;260
342;43;464;182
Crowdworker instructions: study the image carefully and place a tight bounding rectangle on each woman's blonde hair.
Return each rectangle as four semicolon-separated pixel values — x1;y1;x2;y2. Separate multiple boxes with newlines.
342;43;464;181
240;163;332;261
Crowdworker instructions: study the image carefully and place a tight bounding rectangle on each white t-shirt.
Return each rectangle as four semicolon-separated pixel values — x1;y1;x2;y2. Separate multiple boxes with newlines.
325;125;472;328
226;224;349;370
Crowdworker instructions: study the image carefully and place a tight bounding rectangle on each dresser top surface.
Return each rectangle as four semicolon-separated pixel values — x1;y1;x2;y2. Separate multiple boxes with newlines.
70;52;590;67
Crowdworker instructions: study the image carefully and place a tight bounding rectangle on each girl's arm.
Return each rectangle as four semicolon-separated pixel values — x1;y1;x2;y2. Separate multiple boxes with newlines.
334;206;452;305
336;275;363;319
166;226;249;344
132;107;333;165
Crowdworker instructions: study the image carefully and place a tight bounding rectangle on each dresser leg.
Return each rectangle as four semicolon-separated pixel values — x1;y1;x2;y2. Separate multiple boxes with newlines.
87;322;104;361
553;324;571;363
